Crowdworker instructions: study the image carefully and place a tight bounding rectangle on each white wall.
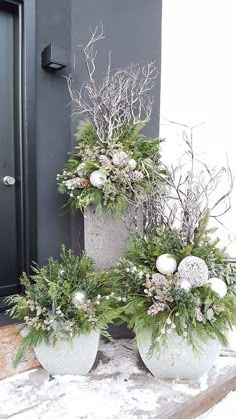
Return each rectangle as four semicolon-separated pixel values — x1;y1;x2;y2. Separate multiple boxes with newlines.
160;0;236;256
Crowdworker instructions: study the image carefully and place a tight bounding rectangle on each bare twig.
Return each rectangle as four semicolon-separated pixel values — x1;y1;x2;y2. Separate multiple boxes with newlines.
66;23;158;143
145;119;234;244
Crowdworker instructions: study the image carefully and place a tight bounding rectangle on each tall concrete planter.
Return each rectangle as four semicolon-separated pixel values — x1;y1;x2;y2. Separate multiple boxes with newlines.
84;206;143;271
84;205;142;338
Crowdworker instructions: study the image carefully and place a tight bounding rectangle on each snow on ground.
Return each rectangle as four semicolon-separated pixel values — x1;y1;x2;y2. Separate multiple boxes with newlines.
198;391;236;418
0;339;236;419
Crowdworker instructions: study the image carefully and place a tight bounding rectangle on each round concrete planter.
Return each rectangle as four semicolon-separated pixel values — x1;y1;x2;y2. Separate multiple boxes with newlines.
34;331;100;375
138;331;221;380
226;327;236;351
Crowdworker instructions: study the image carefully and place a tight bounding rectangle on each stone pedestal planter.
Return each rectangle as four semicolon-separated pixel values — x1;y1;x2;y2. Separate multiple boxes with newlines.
138;331;221;380
84;205;142;339
84;206;143;271
34;331;100;375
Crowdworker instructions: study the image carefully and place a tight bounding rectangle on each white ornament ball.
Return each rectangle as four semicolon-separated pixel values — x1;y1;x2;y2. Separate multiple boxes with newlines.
156;254;177;275
128;159;137;170
90;170;107;189
59;269;65;276
180;280;192;291
72;290;87;307
77;163;86;176
178;256;208;288
112;151;129;167
208;277;227;298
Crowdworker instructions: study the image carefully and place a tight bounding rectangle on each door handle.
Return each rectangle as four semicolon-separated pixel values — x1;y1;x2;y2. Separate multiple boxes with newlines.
3;176;15;186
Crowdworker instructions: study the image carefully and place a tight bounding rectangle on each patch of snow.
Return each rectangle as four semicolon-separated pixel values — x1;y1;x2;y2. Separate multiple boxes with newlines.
0;339;236;419
198;391;236;418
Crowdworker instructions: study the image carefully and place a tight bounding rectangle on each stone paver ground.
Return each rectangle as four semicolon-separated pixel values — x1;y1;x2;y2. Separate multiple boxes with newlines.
0;325;40;380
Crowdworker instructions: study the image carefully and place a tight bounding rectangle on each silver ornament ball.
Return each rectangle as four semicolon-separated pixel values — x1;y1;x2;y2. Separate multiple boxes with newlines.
72;290;87;307
77;163;86;177
128;159;137;170
90;170;107;189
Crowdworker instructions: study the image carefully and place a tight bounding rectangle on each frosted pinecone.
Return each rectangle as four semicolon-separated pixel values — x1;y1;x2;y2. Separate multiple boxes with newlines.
129;170;144;182
65;177;89;190
147;302;166;316
99;155;111;166
151;273;167;288
112;151;129;167
195;308;204;322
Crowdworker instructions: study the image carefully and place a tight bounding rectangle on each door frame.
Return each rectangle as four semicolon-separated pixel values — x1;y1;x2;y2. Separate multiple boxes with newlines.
0;0;37;293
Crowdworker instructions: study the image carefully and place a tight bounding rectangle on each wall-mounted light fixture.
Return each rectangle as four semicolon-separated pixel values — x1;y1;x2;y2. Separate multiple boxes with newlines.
41;44;68;71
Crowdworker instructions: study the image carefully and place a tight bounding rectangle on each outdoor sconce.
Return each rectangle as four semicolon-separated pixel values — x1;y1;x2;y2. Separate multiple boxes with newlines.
41;44;68;71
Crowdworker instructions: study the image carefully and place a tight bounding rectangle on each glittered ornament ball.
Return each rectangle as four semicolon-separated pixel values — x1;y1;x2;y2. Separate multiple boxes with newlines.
178;256;208;288
72;290;87;307
90;170;107;189
156;254;177;275
77;163;86;177
208;277;227;298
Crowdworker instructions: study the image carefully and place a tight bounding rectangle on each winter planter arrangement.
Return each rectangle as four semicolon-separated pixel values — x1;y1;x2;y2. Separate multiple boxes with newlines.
6;246;121;375
57;25;162;217
106;131;236;381
108;226;236;380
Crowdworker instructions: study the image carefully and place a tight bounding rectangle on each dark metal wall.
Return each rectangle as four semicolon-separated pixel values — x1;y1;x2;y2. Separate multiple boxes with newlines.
35;0;162;263
35;0;72;264
71;0;162;137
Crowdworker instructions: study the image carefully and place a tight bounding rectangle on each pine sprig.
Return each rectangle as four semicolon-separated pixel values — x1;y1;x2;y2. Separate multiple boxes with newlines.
6;246;121;367
57;119;162;215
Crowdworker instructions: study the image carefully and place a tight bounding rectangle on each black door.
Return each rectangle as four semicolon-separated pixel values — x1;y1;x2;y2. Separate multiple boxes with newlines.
0;7;19;296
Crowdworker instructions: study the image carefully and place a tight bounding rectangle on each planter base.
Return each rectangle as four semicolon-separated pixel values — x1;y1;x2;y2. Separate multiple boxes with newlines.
34;331;100;375
138;331;221;380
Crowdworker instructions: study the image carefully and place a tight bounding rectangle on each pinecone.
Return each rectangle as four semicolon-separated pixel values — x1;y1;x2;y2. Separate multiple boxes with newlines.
78;178;90;189
65;177;90;190
129;170;144;182
151;273;167;288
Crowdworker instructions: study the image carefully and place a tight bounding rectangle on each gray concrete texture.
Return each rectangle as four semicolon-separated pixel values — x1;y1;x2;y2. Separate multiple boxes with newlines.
84;206;143;270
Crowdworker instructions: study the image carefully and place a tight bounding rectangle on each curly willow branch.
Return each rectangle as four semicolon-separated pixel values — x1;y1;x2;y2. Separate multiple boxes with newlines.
66;24;158;143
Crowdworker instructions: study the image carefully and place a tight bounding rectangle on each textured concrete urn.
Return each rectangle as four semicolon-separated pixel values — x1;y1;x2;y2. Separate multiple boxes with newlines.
138;331;221;380
34;331;100;375
84;205;143;271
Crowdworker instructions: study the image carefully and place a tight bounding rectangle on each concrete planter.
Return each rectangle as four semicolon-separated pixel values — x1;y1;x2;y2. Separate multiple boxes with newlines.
84;205;143;271
226;327;236;351
138;331;221;380
34;331;100;375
